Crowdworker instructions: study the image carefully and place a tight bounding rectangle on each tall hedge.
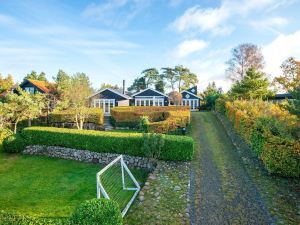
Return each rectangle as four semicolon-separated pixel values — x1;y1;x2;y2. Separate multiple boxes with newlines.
222;100;300;177
21;127;194;161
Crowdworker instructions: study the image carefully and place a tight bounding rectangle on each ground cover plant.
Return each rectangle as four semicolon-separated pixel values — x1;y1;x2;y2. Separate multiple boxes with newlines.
13;126;194;161
0;153;148;220
215;98;300;177
111;106;190;133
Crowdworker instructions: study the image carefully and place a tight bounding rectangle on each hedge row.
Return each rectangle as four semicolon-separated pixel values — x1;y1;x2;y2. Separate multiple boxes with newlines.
19;126;194;161
49;108;104;125
111;106;191;133
216;99;300;177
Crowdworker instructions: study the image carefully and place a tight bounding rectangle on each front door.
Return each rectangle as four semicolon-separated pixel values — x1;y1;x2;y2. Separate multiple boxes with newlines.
94;99;115;116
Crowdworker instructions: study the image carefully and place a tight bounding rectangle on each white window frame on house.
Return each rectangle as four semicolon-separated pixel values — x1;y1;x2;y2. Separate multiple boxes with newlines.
93;99;115;116
182;99;199;111
24;87;35;94
134;96;164;106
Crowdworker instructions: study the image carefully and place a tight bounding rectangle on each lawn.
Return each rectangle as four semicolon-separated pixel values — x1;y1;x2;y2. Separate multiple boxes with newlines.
0;152;148;219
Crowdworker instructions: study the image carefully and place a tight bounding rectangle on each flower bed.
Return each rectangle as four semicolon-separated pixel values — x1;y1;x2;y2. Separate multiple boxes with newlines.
111;106;190;133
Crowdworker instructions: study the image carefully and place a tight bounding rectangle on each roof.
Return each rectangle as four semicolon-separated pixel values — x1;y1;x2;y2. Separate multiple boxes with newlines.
131;88;168;97
273;93;294;99
88;88;131;99
181;90;200;99
26;79;50;93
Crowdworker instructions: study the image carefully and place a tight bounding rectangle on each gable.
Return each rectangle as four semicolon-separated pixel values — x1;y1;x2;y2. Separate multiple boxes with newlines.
187;86;197;95
20;79;49;93
89;88;130;101
133;88;167;97
181;90;200;99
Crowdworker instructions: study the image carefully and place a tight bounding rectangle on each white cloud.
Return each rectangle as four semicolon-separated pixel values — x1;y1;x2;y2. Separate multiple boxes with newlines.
263;29;300;77
171;0;294;36
82;0;150;28
250;17;289;32
176;39;208;58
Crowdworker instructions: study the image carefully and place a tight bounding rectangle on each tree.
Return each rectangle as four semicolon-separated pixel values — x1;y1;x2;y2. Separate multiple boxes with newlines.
4;88;45;133
100;83;120;90
226;43;265;81
0;74;14;93
229;67;273;100
63;73;93;130
161;67;177;91
141;68;159;88
203;82;223;110
273;57;300;92
288;87;300;118
155;77;165;93
168;91;182;106
24;71;48;81
128;77;146;92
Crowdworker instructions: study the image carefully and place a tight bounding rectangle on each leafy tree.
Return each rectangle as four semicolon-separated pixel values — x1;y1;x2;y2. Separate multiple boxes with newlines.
0;74;14;93
63;73;93;130
288;87;300;118
227;43;265;81
24;71;48;81
4;88;45;133
273;57;300;92
100;83;120;90
141;68;159;88
168;91;182;106
52;69;72;110
229;67;273;100
203;82;223;110
128;77;146;92
161;67;177;91
155;77;165;93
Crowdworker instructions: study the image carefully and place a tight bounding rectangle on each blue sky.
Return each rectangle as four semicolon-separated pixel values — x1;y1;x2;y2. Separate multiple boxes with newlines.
1;0;300;91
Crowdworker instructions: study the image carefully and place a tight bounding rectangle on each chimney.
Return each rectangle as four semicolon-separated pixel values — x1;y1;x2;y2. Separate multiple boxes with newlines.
122;80;125;94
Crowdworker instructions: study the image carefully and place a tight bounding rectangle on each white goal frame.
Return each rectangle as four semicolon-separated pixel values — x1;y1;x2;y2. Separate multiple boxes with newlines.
96;155;141;217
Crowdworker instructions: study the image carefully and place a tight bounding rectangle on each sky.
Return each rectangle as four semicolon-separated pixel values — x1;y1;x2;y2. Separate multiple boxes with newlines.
0;0;300;92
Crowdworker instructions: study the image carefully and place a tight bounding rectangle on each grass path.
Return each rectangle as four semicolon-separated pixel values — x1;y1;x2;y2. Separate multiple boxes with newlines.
189;112;273;224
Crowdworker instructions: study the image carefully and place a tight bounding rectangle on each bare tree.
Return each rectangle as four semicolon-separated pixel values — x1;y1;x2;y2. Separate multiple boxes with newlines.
168;91;182;106
226;43;265;82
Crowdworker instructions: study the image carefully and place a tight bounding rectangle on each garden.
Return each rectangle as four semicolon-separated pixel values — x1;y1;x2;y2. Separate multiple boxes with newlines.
0;105;194;224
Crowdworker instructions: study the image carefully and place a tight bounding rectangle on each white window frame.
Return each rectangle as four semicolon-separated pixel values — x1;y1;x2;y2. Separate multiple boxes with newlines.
134;96;164;106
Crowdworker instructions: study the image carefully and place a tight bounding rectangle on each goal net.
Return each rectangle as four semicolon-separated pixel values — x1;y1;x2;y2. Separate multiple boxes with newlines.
96;155;141;217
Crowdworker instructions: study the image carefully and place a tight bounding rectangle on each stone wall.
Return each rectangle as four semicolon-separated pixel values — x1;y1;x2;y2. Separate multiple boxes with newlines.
50;122;104;131
23;145;155;170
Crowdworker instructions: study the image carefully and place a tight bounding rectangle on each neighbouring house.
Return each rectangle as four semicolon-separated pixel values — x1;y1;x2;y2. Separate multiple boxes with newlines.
271;93;294;103
19;79;50;94
181;86;200;111
89;81;131;116
131;88;169;107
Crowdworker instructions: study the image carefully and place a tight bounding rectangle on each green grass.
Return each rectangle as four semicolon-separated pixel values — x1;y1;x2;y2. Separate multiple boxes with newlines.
0;153;148;219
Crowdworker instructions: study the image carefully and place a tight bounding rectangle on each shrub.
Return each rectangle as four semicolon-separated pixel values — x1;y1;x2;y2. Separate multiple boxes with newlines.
111;106;190;134
22;127;194;161
49;108;104;126
138;116;149;132
142;133;165;159
215;98;226;115
0;129;12;151
3;134;26;153
70;199;122;225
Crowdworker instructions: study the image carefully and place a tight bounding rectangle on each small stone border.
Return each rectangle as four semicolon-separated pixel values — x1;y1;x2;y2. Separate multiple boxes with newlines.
23;145;156;170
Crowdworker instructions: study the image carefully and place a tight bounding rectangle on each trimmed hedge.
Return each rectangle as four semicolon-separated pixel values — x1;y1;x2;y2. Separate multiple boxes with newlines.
49;108;104;126
111;106;190;134
70;199;122;225
21;126;194;161
221;99;300;177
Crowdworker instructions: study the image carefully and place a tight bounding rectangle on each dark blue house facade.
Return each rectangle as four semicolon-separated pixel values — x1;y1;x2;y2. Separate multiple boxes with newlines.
131;88;169;106
181;86;200;111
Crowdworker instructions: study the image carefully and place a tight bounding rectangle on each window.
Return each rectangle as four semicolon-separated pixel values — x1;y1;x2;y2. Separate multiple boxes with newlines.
25;87;35;94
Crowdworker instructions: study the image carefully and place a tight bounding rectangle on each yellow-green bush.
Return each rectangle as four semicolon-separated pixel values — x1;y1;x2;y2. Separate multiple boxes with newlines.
223;99;300;177
49;108;104;125
111;106;190;134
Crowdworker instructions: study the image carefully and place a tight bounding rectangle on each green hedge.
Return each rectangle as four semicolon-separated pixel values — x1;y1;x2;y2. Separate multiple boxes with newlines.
3;134;26;153
70;199;122;225
21;127;194;161
49;108;104;125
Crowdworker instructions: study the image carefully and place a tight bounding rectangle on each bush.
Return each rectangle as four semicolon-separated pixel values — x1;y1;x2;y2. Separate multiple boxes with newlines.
142;133;165;159
111;106;190;134
0;129;12;151
49;108;104;126
138;116;149;132
70;199;122;225
22;127;194;161
215;98;226;114
3;134;26;153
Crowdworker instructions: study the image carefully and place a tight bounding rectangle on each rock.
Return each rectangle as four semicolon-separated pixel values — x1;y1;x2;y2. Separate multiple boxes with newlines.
139;195;144;201
174;185;181;191
145;182;150;186
139;191;144;196
154;192;160;197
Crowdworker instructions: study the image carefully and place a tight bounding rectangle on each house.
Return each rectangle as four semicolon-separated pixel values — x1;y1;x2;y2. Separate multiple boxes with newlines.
181;86;200;111
271;93;294;102
19;79;50;94
131;88;169;107
89;82;131;115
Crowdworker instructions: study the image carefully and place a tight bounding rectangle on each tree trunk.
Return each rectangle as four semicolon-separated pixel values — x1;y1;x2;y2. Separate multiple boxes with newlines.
28;119;32;127
14;122;18;134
